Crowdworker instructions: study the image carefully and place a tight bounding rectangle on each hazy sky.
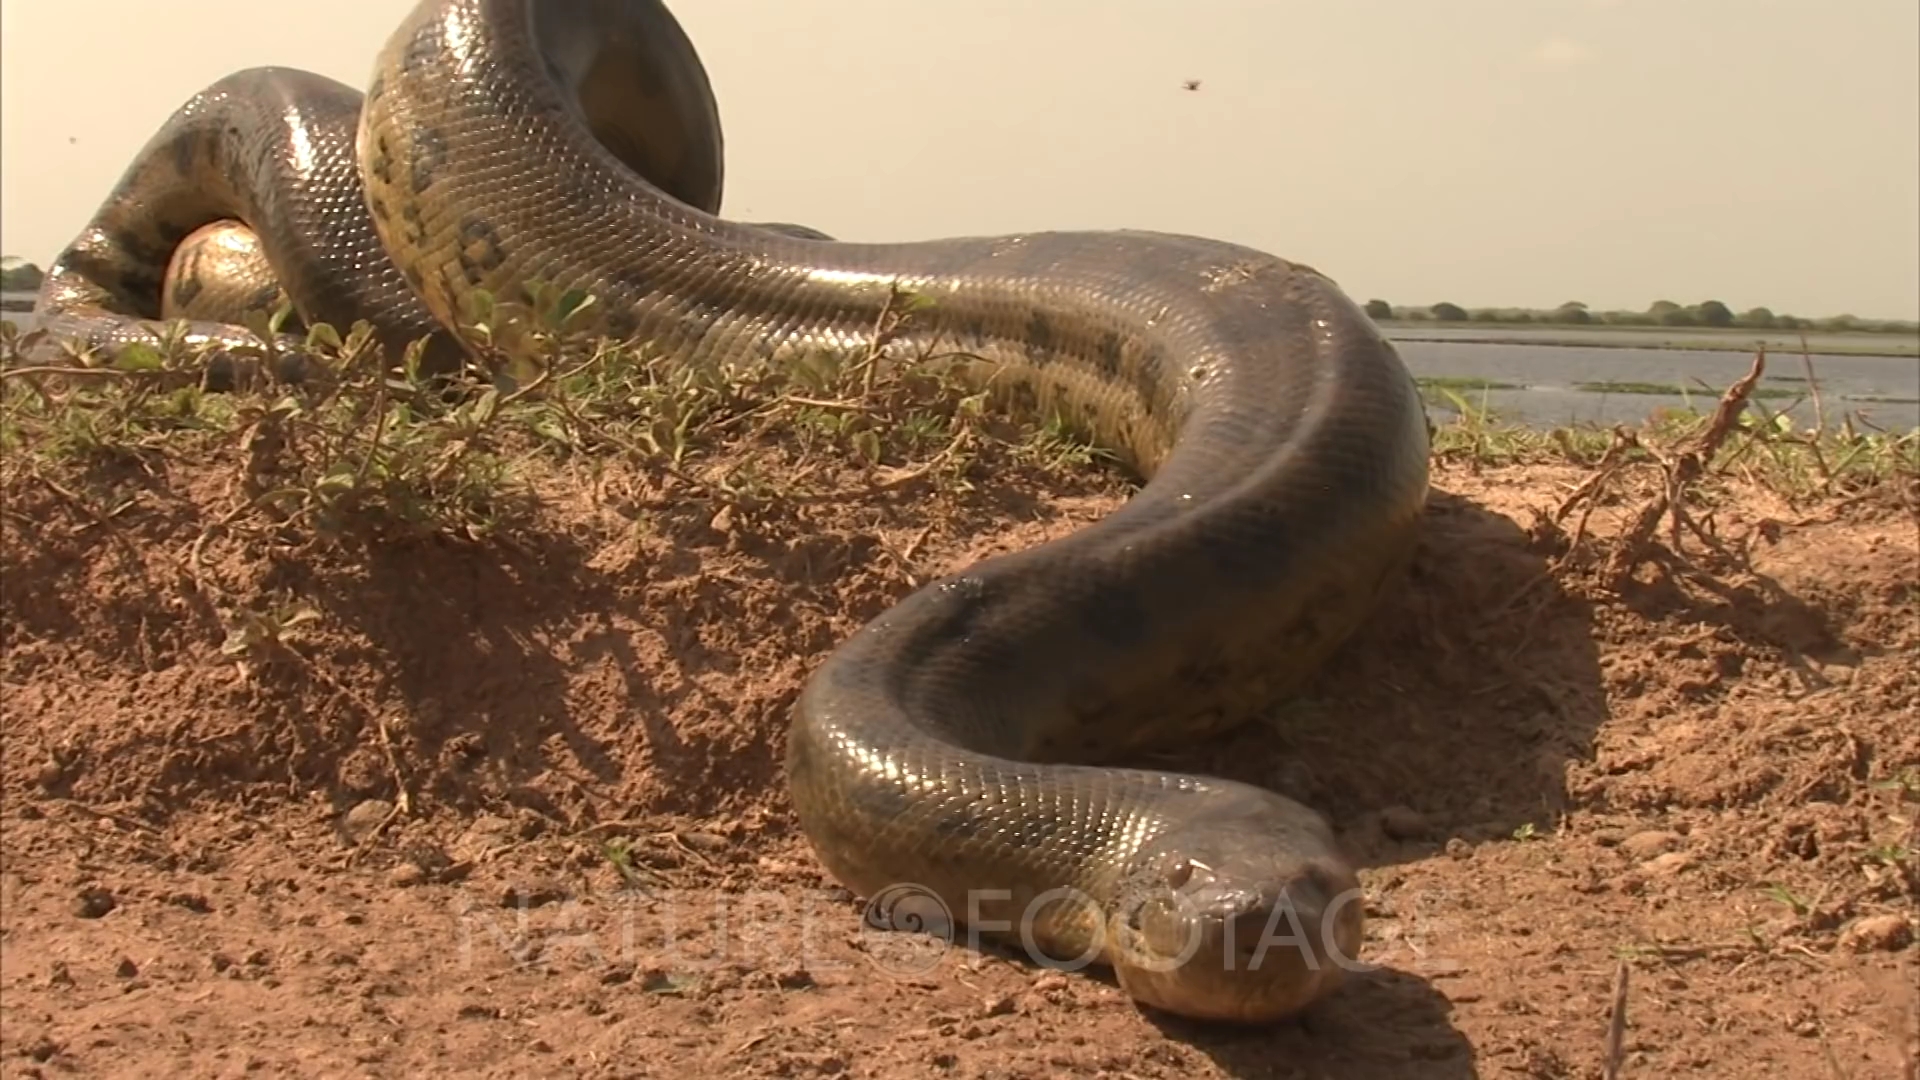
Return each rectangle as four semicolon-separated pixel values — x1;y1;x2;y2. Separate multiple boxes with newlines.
3;0;1916;319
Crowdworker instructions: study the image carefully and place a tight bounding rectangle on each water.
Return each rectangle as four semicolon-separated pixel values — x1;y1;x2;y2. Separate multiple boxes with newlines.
1383;323;1917;358
1392;339;1920;432
7;292;1915;431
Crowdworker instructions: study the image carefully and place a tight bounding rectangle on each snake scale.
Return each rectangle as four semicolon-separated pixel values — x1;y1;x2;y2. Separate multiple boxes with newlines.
28;0;1431;1022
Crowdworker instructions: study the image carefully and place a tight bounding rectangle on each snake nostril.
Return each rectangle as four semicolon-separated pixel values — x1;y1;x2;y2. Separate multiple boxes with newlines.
1164;858;1193;889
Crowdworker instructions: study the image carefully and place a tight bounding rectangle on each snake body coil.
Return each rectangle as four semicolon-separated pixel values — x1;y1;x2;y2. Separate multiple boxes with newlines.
31;0;1431;1022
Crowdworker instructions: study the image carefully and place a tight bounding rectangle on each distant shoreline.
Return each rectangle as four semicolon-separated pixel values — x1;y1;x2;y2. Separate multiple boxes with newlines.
1379;323;1920;359
4;290;1917;359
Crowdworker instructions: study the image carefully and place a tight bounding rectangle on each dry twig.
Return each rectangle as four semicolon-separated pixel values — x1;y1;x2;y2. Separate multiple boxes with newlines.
1602;959;1630;1080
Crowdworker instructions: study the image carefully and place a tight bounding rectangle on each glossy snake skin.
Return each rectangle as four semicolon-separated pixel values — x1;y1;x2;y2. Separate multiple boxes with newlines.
30;0;1432;1022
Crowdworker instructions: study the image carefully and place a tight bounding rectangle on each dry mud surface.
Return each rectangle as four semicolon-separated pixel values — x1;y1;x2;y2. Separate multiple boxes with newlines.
2;428;1916;1079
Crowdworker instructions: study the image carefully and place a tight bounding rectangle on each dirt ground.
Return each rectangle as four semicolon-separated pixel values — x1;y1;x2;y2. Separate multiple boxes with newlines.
1;406;1916;1079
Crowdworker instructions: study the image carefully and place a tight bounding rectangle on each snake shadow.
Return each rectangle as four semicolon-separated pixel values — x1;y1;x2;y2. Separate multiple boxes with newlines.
1127;485;1608;1079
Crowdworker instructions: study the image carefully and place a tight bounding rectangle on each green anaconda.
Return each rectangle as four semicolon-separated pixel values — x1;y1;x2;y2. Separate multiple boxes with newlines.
27;0;1431;1023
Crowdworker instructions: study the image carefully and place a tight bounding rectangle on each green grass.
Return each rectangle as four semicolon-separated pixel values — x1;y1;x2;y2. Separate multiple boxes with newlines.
1574;380;1800;401
1416;376;1524;392
3;287;1913;553
0;284;1122;546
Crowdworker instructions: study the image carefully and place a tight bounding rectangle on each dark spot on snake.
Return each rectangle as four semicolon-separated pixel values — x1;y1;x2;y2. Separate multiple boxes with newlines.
925;803;982;841
400;19;441;75
606;265;653;302
369;135;395;186
249;285;282;312
117;230;173;278
603;309;639;341
1003;379;1040;419
662;299;726;352
556;171;599;211
998;810;1066;848
1134;345;1171;405
1025;311;1055;364
169;133;200;179
402;214;430;250
456;217;508;283
1095;331;1125;379
170;275;203;308
366;193;390;223
409;127;449;194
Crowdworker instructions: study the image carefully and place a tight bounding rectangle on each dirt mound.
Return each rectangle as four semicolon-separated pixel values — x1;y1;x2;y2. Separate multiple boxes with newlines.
1;373;1915;1076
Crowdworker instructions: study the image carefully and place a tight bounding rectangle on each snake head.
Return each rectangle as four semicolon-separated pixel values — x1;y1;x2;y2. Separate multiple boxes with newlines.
1107;790;1365;1024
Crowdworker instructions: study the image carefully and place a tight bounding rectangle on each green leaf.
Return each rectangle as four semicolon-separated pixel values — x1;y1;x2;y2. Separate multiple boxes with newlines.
268;297;296;335
554;288;595;326
306;322;343;350
111;343;165;371
460;288;496;327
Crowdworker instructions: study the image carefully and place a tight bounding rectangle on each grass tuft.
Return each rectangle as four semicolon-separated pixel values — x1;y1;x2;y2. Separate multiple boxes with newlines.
5;297;1912;565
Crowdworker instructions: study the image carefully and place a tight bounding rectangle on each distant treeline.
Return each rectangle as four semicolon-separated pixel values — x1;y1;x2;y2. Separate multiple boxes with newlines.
1;259;42;293
1365;298;1918;335
4;255;1911;336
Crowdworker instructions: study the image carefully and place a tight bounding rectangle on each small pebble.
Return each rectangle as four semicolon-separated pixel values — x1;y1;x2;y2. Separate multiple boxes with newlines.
1644;852;1694;876
455;815;517;862
1444;838;1473;860
1030;974;1068;995
774;966;815;990
114;957;138;978
341;800;394;845
73;886;115;919
1837;913;1913;953
387;863;425;888
1619;830;1682;860
500;882;567;909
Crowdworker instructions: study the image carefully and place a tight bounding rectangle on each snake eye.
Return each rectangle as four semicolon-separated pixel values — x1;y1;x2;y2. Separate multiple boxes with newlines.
1164;858;1193;889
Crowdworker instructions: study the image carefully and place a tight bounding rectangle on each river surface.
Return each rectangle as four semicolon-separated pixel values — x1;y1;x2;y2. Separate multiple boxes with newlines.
1392;339;1918;432
1381;323;1917;357
7;292;1916;431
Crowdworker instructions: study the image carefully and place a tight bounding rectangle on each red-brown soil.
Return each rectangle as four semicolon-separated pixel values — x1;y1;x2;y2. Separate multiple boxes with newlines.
2;425;1915;1078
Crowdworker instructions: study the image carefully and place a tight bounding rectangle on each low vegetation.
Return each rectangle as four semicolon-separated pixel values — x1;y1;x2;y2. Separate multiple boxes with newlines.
0;285;1115;550
1364;296;1919;336
4;285;1912;559
1;257;43;296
